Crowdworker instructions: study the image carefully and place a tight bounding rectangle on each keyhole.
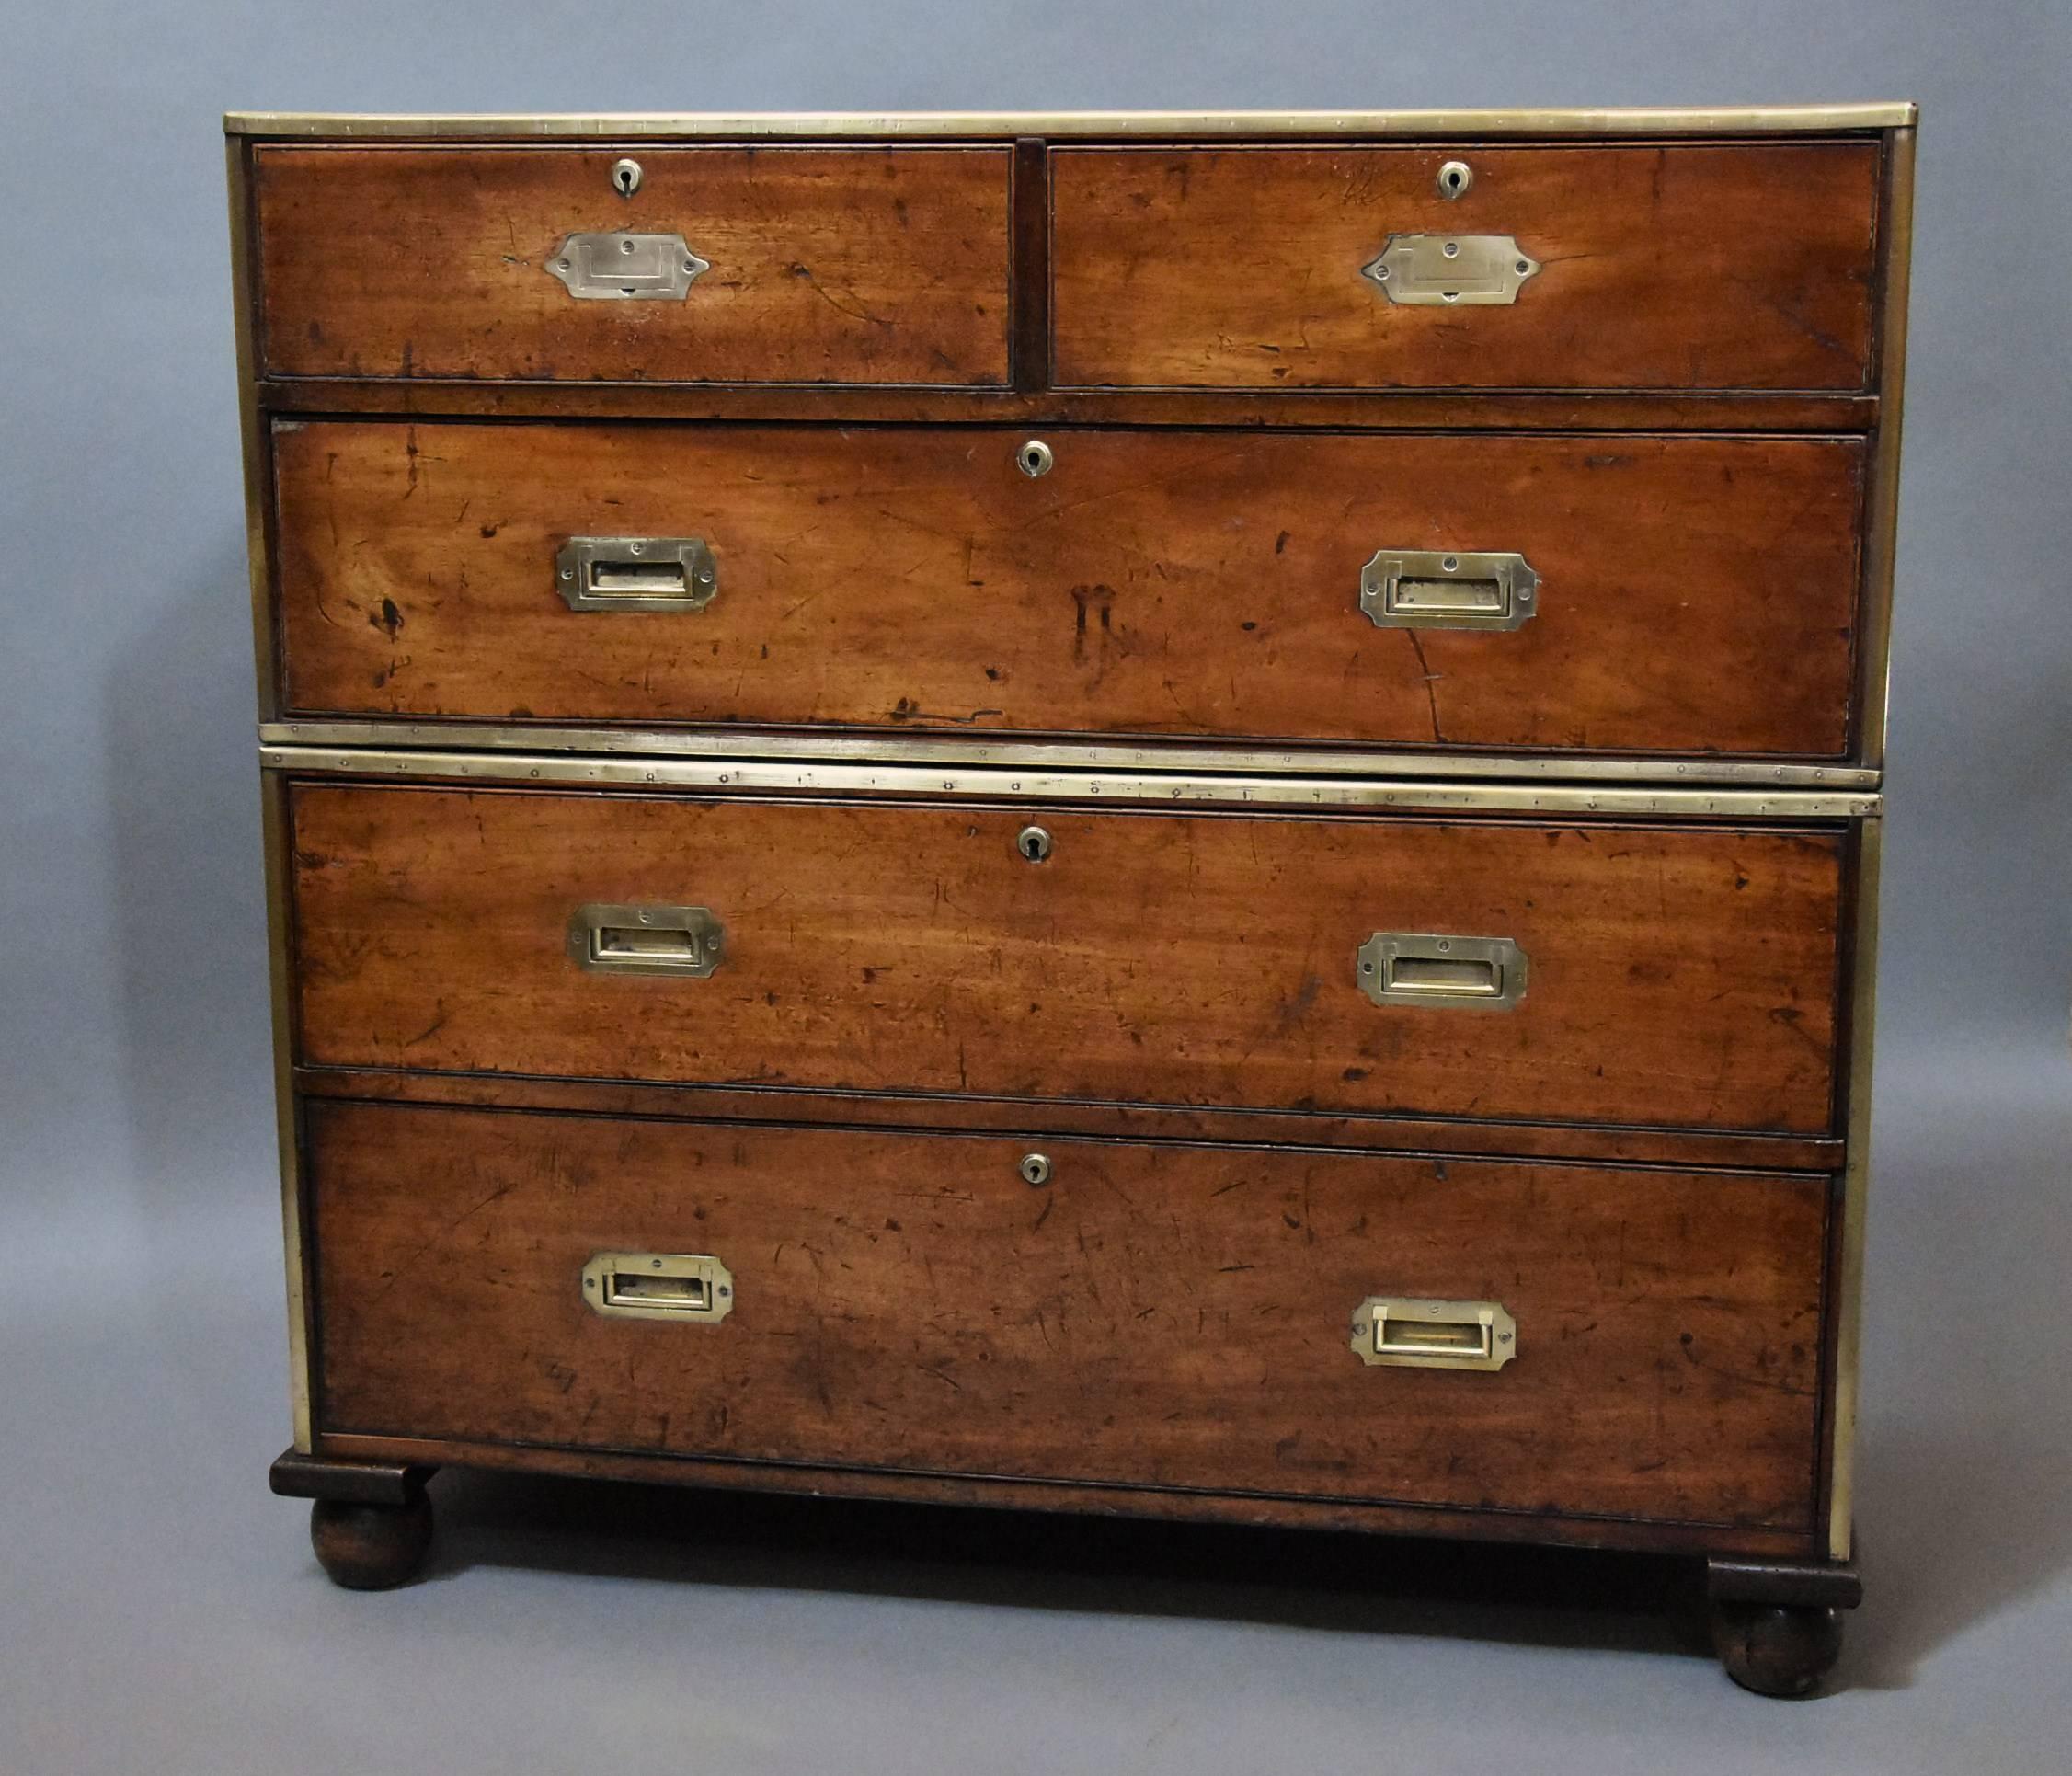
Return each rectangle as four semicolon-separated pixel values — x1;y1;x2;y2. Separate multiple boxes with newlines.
1437;159;1473;200
1016;439;1054;478
1017;825;1053;863
612;157;643;198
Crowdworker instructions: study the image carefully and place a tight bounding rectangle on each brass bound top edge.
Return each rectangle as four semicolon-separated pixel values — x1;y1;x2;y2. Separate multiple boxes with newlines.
223;103;1917;140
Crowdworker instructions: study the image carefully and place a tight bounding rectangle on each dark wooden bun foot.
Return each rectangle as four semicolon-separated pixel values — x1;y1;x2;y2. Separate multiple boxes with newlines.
309;1493;434;1590
1710;1600;1844;1697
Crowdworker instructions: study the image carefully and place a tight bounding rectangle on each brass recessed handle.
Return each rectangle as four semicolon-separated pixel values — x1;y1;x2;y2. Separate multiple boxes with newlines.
1350;1297;1516;1370
1359;549;1539;632
556;537;717;612
1357;933;1526;1010
568;903;725;978
583;1253;734;1323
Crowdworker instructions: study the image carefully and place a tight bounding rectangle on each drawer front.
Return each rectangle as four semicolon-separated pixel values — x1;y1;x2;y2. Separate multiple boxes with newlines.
273;420;1864;758
290;786;1843;1134
1051;143;1881;391
253;146;1011;385
311;1102;1826;1530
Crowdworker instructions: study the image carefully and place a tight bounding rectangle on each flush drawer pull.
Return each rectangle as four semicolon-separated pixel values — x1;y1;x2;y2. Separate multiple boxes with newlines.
1350;1296;1517;1370
546;231;709;301
1357;932;1526;1010
555;536;718;612
568;903;725;978
583;1252;734;1323
1360;234;1540;305
1359;549;1539;632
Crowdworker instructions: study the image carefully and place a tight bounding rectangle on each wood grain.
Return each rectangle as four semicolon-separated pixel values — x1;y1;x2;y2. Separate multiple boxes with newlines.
310;1101;1828;1530
288;785;1845;1133
273;420;1864;757
258;377;1883;432
1051;143;1881;391
292;1065;1845;1172
255;146;1011;385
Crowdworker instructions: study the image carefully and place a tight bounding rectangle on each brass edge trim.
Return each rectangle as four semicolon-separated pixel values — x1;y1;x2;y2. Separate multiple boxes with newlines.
225;138;279;721
259;773;313;1451
256;723;1881;791
257;742;1881;819
237;141;310;1451
1827;814;1883;1560
223;104;1917;138
1856;127;1914;773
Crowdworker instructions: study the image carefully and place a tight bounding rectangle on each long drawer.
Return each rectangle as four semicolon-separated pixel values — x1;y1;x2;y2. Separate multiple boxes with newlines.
309;1101;1827;1531
1050;143;1882;391
288;785;1844;1134
271;420;1865;758
252;146;1013;385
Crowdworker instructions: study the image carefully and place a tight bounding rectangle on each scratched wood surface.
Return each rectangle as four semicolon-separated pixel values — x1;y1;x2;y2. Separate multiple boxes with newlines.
289;785;1845;1133
272;420;1864;756
254;146;1012;385
293;1065;1845;1172
310;1101;1828;1530
1050;143;1882;391
258;377;1882;432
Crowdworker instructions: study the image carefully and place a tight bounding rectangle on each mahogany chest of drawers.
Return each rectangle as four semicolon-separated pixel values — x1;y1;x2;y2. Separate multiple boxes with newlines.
228;104;1913;1695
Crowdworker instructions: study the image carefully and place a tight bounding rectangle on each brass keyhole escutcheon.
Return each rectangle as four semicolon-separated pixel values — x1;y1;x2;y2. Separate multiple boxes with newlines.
1019;1153;1052;1186
1016;439;1054;478
1017;824;1053;863
612;158;643;197
1437;159;1473;200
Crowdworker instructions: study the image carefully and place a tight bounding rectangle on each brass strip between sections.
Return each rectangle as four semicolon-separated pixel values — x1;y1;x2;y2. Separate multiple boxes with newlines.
258;742;1880;820
257;723;1881;792
1827;815;1883;1560
223;104;1917;139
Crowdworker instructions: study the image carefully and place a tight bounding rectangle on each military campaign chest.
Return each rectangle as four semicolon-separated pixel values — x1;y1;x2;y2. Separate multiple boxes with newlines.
228;105;1912;1694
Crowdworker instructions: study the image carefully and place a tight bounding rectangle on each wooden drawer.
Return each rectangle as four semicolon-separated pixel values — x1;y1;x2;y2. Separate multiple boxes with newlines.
289;785;1843;1134
309;1100;1827;1531
252;146;1011;385
1050;143;1882;391
272;420;1864;759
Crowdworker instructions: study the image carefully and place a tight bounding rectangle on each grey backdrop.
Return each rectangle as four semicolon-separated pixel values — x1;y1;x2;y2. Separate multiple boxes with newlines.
4;3;2067;1771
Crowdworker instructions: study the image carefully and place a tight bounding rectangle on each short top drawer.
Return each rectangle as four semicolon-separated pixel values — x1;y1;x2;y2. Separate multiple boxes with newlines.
252;146;1012;385
1050;143;1882;391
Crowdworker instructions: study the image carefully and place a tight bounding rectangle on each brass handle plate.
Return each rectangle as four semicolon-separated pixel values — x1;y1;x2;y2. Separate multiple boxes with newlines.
556;537;717;612
1359;549;1539;632
1360;233;1540;304
583;1252;734;1323
546;232;709;301
1350;1296;1517;1370
1357;932;1526;1010
568;903;725;977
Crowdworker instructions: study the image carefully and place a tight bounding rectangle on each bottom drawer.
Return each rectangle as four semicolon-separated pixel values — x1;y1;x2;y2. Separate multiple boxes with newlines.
309;1100;1828;1534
